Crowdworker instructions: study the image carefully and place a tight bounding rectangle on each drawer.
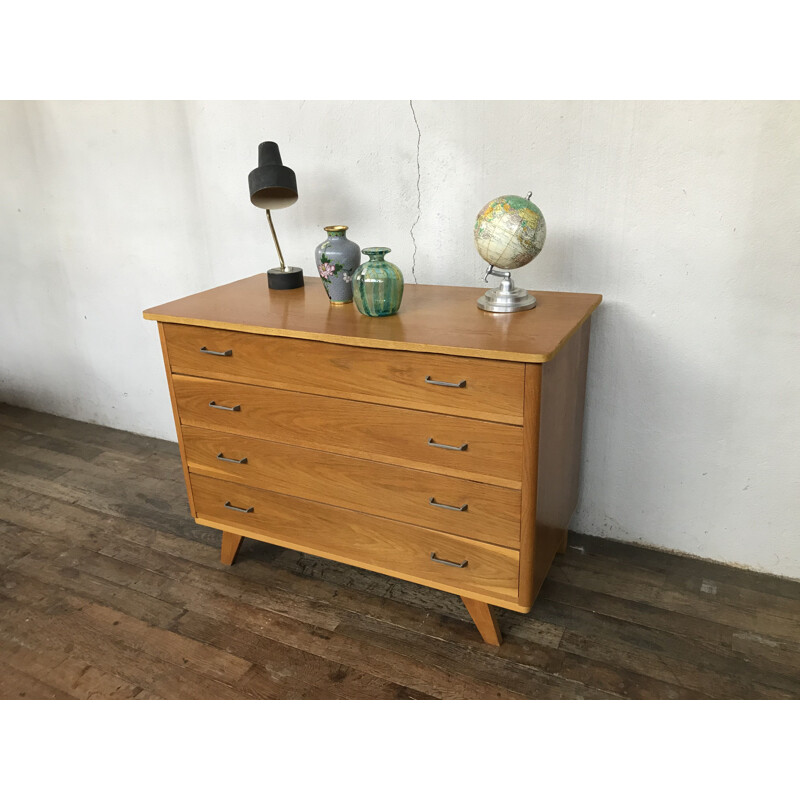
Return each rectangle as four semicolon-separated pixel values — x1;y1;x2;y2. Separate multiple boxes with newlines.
183;426;521;548
190;474;520;602
173;375;523;488
163;323;525;425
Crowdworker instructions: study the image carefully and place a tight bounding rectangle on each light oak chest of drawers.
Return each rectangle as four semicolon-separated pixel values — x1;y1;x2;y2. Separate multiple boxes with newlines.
144;275;601;645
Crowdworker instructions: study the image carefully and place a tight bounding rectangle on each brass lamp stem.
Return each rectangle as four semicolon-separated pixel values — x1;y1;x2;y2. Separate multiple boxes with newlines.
265;209;287;271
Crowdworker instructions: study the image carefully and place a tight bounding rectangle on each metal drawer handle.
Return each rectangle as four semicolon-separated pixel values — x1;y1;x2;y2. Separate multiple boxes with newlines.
427;437;468;452
217;453;248;464
429;497;468;512
209;401;241;412
430;552;468;569
425;375;466;388
200;347;233;357
224;501;254;513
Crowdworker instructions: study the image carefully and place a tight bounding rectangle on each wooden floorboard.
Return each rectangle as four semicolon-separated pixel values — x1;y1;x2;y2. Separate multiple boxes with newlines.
1;402;799;700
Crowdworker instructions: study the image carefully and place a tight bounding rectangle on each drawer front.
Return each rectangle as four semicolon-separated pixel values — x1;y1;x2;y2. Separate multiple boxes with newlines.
173;375;523;488
191;474;520;602
163;323;525;425
183;426;521;548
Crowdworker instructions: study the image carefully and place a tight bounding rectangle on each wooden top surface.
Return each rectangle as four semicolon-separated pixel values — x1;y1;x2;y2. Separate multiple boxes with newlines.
143;274;602;363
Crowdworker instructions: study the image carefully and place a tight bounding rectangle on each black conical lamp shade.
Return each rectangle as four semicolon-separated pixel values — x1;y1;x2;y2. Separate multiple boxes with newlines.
249;141;303;290
248;142;298;210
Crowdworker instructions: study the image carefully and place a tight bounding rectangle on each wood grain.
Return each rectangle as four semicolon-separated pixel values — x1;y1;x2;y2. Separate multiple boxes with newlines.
157;322;197;516
172;375;524;488
519;320;591;609
189;473;522;605
536;319;591;550
220;531;243;565
144;275;602;364
164;323;525;425
2;404;800;700
518;363;542;610
461;596;503;646
147;279;601;641
182;426;521;548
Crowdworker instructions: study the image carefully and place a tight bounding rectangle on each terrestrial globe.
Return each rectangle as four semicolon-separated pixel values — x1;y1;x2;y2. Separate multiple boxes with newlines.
474;193;546;312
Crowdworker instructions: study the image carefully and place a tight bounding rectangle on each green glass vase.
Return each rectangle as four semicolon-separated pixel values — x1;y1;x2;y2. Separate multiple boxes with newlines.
352;247;404;317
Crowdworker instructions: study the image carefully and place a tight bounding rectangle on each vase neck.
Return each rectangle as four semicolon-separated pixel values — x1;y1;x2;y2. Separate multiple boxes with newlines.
325;225;348;240
363;247;391;262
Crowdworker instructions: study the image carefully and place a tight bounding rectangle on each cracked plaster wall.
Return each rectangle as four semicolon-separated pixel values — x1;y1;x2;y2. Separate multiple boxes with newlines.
1;100;799;579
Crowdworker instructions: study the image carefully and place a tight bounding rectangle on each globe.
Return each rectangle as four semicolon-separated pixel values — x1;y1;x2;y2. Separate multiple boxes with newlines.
474;194;546;270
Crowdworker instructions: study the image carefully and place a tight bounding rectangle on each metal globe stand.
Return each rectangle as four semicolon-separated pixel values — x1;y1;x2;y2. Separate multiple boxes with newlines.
477;266;537;313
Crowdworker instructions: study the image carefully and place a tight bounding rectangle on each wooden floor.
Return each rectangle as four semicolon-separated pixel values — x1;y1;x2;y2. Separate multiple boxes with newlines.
1;403;799;700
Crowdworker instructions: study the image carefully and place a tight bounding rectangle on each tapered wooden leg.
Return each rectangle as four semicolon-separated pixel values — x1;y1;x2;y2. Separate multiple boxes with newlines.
220;531;244;566
461;596;502;646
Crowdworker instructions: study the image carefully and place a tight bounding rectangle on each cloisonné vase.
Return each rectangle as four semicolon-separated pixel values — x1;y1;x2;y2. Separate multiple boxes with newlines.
314;225;361;304
352;247;404;317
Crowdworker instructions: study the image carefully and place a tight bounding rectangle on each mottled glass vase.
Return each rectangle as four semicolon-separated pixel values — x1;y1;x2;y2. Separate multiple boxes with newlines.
314;225;361;304
352;247;404;317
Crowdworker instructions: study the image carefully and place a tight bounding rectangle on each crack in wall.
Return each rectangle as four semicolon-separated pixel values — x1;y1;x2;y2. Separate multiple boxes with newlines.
409;100;421;284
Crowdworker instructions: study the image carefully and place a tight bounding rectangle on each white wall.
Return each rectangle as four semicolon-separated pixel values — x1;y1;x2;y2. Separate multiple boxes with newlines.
1;100;798;578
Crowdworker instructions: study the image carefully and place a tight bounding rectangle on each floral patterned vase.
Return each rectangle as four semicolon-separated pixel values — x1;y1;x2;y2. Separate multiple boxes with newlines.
314;225;361;304
352;247;404;317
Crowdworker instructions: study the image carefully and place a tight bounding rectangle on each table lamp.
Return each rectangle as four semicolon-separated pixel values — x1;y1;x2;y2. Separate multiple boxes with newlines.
248;141;304;290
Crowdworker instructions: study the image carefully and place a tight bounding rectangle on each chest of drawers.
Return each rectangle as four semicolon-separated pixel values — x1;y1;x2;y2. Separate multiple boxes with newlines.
144;275;601;645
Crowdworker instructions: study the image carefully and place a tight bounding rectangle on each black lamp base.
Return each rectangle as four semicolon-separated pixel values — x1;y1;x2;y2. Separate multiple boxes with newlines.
267;267;304;290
